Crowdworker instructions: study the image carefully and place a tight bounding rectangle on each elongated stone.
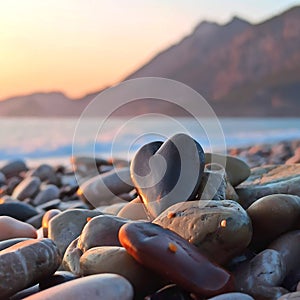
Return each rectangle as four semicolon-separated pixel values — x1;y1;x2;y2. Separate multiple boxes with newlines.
0;216;37;241
119;221;234;298
0;239;61;298
23;274;134;300
0;201;38;221
236;164;300;208
78;167;133;208
12;176;41;201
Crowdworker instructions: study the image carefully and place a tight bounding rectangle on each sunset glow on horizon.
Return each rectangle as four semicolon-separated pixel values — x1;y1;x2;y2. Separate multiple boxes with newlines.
1;0;300;101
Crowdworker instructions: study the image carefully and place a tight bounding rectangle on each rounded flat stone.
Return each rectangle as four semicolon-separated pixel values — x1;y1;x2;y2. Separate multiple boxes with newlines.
0;216;37;241
154;200;252;265
0;238;61;298
80;246;164;298
207;293;254;299
117;197;149;220
23;274;134;300
12;176;41;201
48;209;102;256
205;153;250;187
247;194;300;250
269;230;300;291
29;164;58;185
278;291;300;299
79;167;133;208
32;184;60;206
233;249;288;299
0;160;28;179
119;221;234;298
77;215;129;252
0;201;39;221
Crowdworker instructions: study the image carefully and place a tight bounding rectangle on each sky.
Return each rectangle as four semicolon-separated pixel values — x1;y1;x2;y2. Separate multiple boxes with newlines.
1;0;300;101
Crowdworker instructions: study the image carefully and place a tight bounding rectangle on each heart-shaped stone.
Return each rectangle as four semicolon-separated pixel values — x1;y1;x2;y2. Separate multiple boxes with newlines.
130;134;205;219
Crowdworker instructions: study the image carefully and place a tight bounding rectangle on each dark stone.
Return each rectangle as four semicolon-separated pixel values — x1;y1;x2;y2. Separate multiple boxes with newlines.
131;134;205;219
0;160;28;179
0;202;38;221
39;271;78;290
32;184;60;206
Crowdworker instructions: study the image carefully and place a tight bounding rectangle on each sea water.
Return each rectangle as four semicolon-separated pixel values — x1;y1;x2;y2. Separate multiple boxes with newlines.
0;117;300;164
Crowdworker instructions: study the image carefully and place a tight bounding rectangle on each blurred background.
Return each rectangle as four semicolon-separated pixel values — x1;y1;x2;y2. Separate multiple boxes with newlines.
0;0;300;162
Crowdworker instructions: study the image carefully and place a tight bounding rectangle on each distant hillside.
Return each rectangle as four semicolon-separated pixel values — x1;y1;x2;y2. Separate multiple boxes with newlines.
125;6;300;117
0;6;299;117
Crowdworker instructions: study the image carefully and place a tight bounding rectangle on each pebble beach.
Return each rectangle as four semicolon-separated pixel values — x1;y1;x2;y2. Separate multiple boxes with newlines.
0;135;300;300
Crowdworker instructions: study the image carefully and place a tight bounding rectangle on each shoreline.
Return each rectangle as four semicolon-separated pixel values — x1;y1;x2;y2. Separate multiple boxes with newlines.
1;138;299;169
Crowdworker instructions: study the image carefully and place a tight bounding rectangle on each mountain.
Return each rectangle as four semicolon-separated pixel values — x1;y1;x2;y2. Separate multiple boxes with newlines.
1;6;299;117
125;6;300;117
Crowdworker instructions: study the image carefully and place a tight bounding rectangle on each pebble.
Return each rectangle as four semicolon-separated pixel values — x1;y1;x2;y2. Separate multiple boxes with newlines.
48;209;102;255
0;160;28;178
154;200;252;265
247;194;300;250
207;293;254;300
28;164;58;185
12;176;41;201
32;184;60;206
236;164;300;208
63;238;82;274
77;214;129;252
0;237;32;251
204;153;250;186
6;176;23;194
131;134;205;219
80;246;164;298
233;249;288;299
119;221;234;298
0;238;61;298
78;167;133;208
117;197;149;220
23;273;134;300
36;198;61;211
42;209;61;237
278;291;300;299
63;215;128;273
269;230;300;291
0;216;37;240
0;200;39;221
